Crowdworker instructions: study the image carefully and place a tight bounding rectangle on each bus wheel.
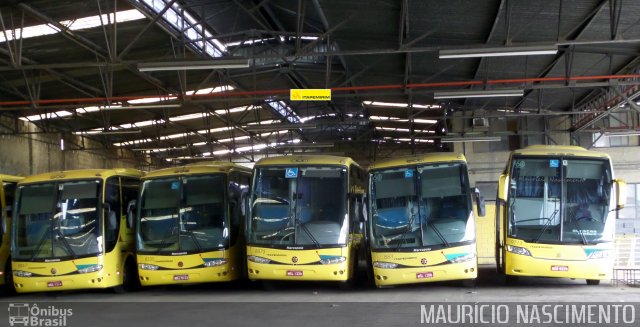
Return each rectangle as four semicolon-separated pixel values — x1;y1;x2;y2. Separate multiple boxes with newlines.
461;278;476;288
505;275;519;286
3;261;16;295
113;258;139;293
586;279;600;286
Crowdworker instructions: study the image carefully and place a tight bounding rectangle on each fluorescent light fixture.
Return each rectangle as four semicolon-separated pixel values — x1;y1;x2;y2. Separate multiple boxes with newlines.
100;104;181;110
440;136;502;143
138;59;249;72
439;45;558;59
278;142;334;149
603;130;640;137
244;123;316;132
433;89;524;99
363;101;440;109
78;129;143;135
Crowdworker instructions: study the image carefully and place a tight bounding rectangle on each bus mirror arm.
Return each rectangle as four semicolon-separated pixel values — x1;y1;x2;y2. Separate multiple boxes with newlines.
126;200;136;227
472;187;486;217
240;189;249;217
614;179;627;211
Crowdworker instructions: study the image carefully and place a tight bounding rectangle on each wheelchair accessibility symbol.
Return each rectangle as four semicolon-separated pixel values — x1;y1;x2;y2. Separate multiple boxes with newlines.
285;168;299;178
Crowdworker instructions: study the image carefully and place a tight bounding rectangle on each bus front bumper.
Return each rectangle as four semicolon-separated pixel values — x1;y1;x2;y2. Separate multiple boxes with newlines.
505;252;612;280
13;272;120;293
372;261;477;286
247;261;350;282
139;264;240;286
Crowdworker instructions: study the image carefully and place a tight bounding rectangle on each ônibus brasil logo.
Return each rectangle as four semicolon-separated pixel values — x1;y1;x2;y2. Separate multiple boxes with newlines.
8;303;72;326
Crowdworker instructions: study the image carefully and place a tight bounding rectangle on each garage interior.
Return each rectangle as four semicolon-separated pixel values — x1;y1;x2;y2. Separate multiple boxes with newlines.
0;0;639;284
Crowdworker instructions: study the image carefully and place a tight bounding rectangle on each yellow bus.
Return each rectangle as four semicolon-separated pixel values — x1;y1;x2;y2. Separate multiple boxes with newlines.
136;162;251;285
496;145;626;285
11;169;143;293
368;153;484;287
1;174;22;293
246;155;366;286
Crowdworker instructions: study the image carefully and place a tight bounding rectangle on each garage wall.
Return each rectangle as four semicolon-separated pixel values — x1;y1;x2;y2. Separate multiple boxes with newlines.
0;115;152;176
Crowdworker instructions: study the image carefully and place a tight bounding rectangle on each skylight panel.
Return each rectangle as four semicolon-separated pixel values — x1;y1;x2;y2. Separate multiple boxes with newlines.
0;9;144;43
136;0;225;57
266;100;300;124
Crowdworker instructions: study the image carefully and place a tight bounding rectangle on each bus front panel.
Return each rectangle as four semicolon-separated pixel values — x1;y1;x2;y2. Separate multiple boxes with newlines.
246;246;352;281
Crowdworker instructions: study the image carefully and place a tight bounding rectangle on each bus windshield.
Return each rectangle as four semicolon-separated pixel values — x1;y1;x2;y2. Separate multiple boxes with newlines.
137;174;227;253
508;157;614;244
370;163;474;250
248;166;348;247
12;180;102;260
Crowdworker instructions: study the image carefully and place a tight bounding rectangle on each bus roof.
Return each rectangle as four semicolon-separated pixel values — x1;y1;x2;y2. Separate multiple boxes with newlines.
143;162;251;179
254;155;360;168
369;152;467;170
512;145;611;159
0;174;23;183
18;168;144;185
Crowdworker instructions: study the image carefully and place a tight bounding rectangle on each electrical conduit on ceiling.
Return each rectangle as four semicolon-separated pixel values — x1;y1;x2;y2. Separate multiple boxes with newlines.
1;74;640;108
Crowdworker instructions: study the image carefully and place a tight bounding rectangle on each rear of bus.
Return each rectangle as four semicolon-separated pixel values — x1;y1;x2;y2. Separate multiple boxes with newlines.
246;155;365;283
11;169;143;293
368;153;483;287
496;145;626;285
0;174;22;292
136;163;251;285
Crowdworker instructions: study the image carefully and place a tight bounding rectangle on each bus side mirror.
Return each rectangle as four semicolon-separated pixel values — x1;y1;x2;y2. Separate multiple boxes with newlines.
615;179;627;210
360;195;367;223
497;175;509;200
240;189;249;217
126;200;136;228
472;187;486;217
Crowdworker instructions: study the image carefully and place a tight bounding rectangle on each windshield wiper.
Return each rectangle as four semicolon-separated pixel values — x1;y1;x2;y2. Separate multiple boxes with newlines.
295;218;321;249
155;212;179;253
53;226;77;259
30;223;52;261
181;229;203;252
570;217;589;245
394;210;417;250
532;209;558;243
427;220;450;248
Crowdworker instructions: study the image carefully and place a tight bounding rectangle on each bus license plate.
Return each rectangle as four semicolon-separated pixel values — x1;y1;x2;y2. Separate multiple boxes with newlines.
173;275;189;281
551;266;569;272
416;272;434;279
286;270;303;277
47;281;63;287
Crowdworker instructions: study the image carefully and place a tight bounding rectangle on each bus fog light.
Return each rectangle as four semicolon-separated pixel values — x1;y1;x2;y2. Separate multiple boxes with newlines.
204;259;228;267
450;253;476;263
139;263;160;270
247;255;271;264
13;270;32;277
373;261;398;269
77;265;103;274
507;245;531;256
320;256;346;265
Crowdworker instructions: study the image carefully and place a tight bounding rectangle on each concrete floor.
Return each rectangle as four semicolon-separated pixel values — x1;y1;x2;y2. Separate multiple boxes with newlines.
0;268;638;326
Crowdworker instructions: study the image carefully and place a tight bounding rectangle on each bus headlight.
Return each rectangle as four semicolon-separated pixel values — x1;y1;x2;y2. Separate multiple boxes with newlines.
247;255;271;264
449;253;475;263
13;270;32;277
77;265;103;274
320;256;346;265
204;259;228;267
139;263;160;270
373;261;398;269
507;245;531;256
588;250;610;259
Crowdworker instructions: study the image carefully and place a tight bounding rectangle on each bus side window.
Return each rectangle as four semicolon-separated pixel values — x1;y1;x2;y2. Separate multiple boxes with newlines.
105;177;121;253
121;177;139;229
2;182;17;242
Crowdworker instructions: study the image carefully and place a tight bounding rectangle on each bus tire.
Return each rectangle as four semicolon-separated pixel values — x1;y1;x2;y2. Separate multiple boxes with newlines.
586;279;600;285
113;257;139;293
461;278;476;288
3;261;16;295
505;275;518;286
